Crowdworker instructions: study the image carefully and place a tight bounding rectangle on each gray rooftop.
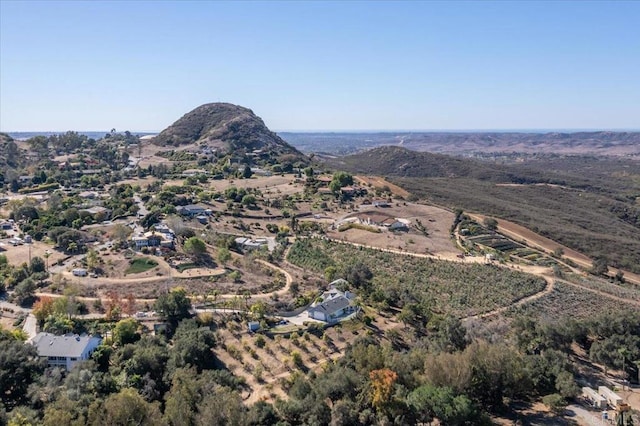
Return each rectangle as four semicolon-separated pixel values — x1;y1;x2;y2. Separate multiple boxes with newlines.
31;333;102;358
309;295;352;316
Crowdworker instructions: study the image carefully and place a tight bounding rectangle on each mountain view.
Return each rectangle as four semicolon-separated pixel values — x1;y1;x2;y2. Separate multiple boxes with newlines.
1;2;639;426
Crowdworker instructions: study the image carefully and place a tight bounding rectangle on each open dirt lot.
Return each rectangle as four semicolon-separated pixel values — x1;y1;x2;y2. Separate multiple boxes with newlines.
205;175;304;197
327;203;459;256
0;241;65;267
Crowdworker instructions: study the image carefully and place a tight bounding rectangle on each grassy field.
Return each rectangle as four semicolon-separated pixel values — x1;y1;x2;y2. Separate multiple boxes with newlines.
287;238;546;318
125;257;158;274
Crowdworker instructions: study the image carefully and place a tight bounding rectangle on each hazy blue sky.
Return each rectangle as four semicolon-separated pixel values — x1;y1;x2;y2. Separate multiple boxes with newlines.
1;1;639;131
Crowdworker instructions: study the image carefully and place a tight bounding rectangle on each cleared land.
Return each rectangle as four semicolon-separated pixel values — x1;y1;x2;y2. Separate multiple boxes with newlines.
328;203;459;256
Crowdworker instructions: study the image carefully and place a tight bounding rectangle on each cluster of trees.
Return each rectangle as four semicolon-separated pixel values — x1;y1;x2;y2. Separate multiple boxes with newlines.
513;310;640;383
2;291;638;425
5;131;143;194
0;255;48;306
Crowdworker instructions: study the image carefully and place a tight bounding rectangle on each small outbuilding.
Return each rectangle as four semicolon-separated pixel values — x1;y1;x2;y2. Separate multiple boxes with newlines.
72;268;88;277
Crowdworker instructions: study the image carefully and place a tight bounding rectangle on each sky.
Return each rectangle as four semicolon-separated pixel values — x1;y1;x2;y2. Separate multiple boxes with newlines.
1;1;639;132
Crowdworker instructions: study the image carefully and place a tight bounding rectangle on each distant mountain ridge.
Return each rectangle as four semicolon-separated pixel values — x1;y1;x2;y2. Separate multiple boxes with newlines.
280;131;640;156
326;146;547;182
153;103;305;161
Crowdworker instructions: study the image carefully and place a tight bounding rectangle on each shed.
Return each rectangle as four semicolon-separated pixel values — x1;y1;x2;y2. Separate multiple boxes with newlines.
598;386;623;408
247;321;260;332
582;387;607;409
72;268;88;277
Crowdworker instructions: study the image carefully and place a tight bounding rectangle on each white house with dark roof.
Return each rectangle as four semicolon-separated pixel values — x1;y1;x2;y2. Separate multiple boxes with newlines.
307;281;357;322
308;296;354;322
31;332;102;371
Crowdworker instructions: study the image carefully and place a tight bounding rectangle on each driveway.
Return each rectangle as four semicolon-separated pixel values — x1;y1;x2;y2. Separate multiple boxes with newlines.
22;314;37;340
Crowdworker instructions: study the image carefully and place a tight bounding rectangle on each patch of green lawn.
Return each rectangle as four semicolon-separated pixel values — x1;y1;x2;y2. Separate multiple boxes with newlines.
125;257;158;274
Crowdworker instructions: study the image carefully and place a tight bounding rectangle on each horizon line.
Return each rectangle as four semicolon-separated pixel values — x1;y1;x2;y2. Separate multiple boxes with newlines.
4;128;640;134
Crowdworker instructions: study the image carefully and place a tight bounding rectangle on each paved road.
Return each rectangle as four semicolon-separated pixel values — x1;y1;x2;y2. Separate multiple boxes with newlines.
22;314;37;340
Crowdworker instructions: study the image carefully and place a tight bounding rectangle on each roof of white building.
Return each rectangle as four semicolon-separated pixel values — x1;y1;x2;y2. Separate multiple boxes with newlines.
31;333;102;358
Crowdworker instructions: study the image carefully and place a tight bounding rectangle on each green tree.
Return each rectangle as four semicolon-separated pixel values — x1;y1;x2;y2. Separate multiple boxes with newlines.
167;320;217;373
216;247;231;265
555;370;579;399
407;384;478;425
29;256;45;274
0;338;46;410
86;249;99;272
113;318;141;346
241;194;256;207
242;164;253;179
194;385;246;426
88;388;165;426
155;287;192;328
183;237;206;256
591;256;609;276
13;278;37;306
163;368;200;426
542;393;566;414
483;217;498;231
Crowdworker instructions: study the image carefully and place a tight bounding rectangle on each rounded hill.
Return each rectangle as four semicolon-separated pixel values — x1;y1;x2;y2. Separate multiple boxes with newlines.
153;103;305;160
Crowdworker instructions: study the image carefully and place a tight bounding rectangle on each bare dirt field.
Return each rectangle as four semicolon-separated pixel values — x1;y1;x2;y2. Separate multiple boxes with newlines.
327;203;459;256
205;175;304;197
0;241;65;267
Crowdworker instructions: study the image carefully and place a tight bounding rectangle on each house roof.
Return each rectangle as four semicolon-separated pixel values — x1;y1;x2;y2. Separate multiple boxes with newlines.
180;204;205;212
309;295;352;316
82;206;109;215
31;333;102;358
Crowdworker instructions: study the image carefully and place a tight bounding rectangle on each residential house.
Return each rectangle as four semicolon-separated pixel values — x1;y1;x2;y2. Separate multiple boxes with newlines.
177;205;208;217
81;206;111;219
235;237;268;251
132;230;174;250
308;296;354;323
340;186;357;196
372;199;391;208
182;169;207;177
78;191;99;199
31;332;102;371
308;282;356;322
389;220;409;232
132;235;149;249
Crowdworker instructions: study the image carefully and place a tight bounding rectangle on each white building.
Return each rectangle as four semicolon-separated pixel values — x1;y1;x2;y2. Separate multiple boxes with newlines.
72;268;88;277
31;333;102;371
